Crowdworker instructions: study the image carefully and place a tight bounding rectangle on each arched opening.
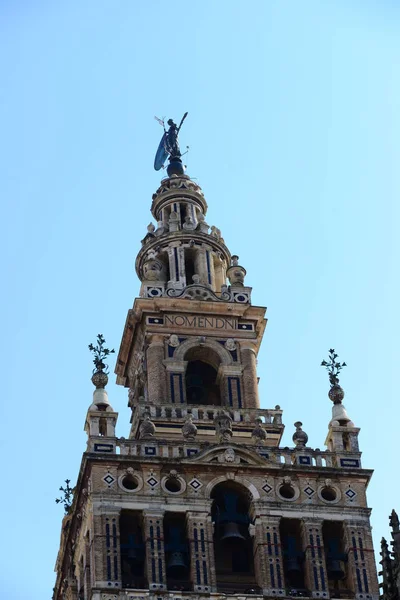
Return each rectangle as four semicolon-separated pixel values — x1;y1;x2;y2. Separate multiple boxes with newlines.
120;511;147;589
280;519;306;592
184;248;196;286
322;521;350;597
99;417;107;437
164;514;191;591
185;347;222;406
211;482;257;594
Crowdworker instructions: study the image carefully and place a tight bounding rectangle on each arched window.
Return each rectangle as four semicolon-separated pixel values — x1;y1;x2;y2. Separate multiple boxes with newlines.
185;347;222;406
280;519;306;591
211;482;257;594
184;248;196;286
164;514;191;590
322;521;350;596
120;511;146;589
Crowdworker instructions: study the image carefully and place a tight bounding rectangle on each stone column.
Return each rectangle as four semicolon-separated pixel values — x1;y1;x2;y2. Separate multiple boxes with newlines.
92;511;121;588
241;343;260;409
194;247;207;286
146;335;167;403
300;519;329;598
253;514;285;595
143;510;167;591
343;523;379;600
84;533;91;599
186;511;217;593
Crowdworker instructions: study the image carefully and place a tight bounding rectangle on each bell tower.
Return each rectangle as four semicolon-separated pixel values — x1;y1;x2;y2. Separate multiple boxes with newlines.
53;119;380;600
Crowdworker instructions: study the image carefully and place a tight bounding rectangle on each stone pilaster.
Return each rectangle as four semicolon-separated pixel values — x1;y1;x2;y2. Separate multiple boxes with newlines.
146;335;167;403
241;343;260;409
344;523;379;600
84;534;91;599
92;511;121;588
253;514;285;595
186;511;217;593
301;519;329;598
165;362;186;403
143;510;167;591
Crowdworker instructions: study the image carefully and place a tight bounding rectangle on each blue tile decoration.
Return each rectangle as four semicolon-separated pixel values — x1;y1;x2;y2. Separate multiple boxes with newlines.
187;448;198;457
340;458;360;468
94;443;113;452
148;316;164;325
145;446;156;456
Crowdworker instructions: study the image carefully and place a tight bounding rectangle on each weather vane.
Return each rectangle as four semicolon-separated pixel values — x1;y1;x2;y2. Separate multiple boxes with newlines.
321;348;347;387
88;334;115;374
154;112;188;176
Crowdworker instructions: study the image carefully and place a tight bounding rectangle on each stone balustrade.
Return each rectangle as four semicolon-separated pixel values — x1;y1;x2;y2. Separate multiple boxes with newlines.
135;403;283;425
115;436;360;469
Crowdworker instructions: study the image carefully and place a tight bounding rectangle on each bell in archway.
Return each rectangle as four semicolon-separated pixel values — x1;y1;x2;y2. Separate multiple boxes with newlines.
327;559;345;580
285;555;302;574
127;547;139;561
220;522;246;542
167;551;187;577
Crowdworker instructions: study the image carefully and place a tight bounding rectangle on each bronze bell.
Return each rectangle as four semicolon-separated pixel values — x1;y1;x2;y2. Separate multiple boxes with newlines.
167;551;187;576
220;522;246;542
285;556;302;574
327;559;345;580
127;547;138;561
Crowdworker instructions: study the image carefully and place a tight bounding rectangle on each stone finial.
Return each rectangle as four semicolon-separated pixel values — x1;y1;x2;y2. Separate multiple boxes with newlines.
197;213;209;233
390;509;400;533
139;409;156;439
88;334;115;389
182;413;198;441
214;410;233;443
227;256;246;286
147;222;155;234
292;421;308;447
321;349;347;404
252;417;267;443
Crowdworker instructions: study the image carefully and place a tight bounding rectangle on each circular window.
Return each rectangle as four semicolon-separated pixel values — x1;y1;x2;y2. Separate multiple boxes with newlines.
320;486;337;502
279;484;296;499
165;477;182;493
122;475;139;491
118;472;143;493
317;483;341;504
161;474;186;495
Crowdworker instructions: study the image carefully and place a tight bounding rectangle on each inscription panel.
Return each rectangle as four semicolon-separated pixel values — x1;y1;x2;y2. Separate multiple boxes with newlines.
146;313;254;332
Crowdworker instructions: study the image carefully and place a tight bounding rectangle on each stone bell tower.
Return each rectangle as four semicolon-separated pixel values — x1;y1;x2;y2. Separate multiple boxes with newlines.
53;121;380;600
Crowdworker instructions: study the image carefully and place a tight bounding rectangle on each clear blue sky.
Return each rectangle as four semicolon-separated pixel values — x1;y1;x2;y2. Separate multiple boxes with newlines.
1;1;399;598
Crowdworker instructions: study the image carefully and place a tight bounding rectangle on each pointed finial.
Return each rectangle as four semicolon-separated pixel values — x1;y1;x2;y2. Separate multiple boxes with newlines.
321;349;347;404
88;334;115;389
390;509;400;533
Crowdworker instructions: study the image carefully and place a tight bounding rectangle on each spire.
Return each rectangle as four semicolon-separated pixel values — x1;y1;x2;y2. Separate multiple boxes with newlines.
380;537;399;600
134;119;252;304
85;334;118;445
